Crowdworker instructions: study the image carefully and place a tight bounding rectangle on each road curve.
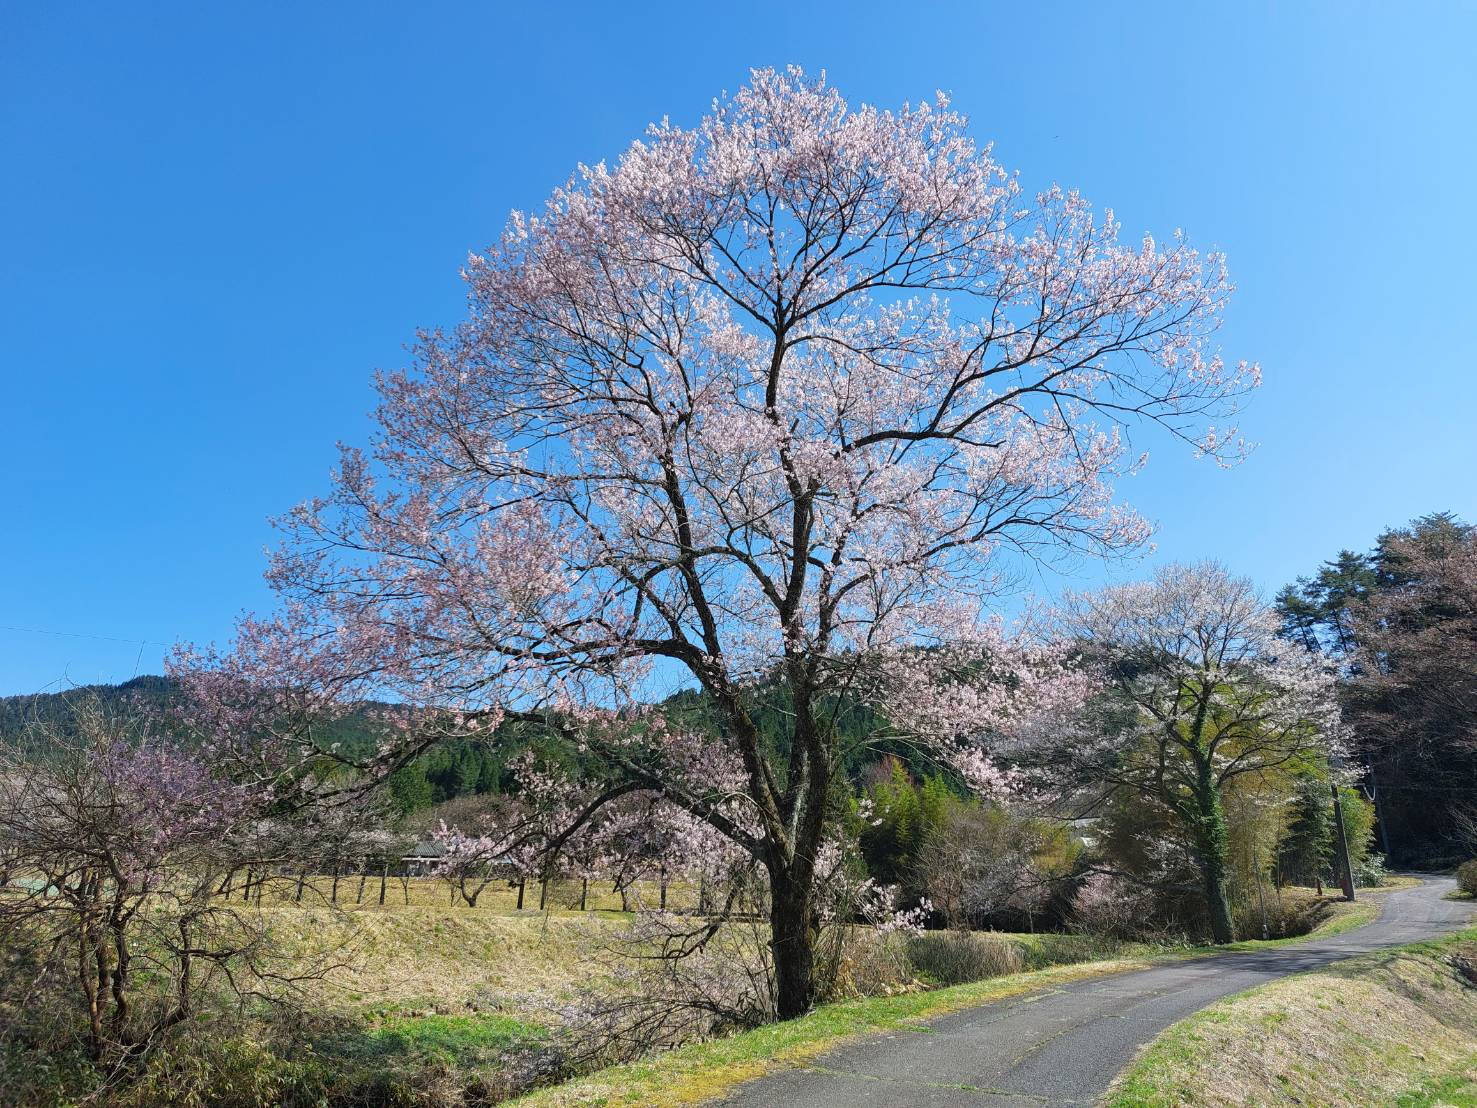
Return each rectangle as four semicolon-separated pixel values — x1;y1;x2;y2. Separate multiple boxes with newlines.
717;877;1474;1107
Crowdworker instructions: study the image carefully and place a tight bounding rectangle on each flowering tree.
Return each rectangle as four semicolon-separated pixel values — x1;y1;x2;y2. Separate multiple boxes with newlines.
0;704;286;1068
179;69;1255;1016
1032;563;1337;942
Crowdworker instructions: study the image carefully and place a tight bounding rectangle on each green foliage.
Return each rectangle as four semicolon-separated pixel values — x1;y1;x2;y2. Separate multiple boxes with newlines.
1275;549;1378;657
1280;512;1477;867
388;763;436;815
1272;772;1379;888
1277;775;1334;886
857;758;959;888
1340;786;1381;886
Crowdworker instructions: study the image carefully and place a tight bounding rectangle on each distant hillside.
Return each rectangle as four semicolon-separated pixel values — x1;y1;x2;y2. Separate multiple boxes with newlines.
0;675;388;759
0;673;922;812
0;675;181;751
0;676;526;815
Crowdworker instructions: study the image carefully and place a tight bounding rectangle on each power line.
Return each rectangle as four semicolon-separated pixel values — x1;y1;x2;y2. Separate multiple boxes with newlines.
0;624;173;648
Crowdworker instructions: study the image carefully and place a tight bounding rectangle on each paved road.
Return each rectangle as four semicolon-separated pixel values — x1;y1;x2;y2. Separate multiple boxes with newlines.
719;877;1474;1107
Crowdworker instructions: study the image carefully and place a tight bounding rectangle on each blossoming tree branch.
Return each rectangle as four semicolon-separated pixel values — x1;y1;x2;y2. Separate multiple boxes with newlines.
176;67;1257;1017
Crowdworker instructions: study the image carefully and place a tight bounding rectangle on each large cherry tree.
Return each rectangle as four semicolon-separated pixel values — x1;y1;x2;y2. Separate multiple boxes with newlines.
181;68;1255;1017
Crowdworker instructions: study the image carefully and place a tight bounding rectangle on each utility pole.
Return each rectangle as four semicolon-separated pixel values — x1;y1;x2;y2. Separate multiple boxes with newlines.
1330;780;1357;902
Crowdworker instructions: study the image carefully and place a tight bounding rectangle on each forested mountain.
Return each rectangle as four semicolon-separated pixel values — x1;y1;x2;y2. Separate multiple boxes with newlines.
0;676;512;812
0;676;181;753
0;674;935;816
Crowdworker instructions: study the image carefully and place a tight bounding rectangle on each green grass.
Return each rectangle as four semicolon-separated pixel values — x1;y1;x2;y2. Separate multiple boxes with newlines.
328;1012;548;1066
1395;1060;1477;1107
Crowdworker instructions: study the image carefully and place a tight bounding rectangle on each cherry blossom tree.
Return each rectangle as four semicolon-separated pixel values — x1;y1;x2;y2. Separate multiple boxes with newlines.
1028;563;1337;942
0;704;293;1068
178;68;1255;1016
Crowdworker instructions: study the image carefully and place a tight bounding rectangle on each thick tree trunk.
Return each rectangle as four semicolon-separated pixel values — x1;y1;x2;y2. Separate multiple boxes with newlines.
769;866;816;1020
1191;786;1235;943
1200;849;1235;943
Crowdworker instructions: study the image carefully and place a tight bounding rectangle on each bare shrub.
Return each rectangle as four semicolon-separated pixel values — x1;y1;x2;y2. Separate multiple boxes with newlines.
1458;859;1477;898
551;862;776;1071
1069;872;1172;941
905;931;1024;985
551;848;926;1070
915;804;1076;930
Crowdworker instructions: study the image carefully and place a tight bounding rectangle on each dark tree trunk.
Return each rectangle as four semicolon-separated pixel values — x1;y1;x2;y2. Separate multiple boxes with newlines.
769;867;816;1020
516;876;525;910
379;864;388;906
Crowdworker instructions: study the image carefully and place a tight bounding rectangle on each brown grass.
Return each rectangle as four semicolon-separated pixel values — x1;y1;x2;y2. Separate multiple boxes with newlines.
264;902;631;1015
1107;929;1477;1106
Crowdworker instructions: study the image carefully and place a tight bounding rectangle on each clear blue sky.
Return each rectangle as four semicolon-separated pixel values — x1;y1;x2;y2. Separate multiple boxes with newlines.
3;1;1474;696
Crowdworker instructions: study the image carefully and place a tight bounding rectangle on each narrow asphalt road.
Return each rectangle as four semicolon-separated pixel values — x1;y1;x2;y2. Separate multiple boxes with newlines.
718;877;1475;1107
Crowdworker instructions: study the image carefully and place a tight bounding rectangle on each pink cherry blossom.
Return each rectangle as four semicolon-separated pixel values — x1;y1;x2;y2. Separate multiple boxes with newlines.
176;68;1257;1017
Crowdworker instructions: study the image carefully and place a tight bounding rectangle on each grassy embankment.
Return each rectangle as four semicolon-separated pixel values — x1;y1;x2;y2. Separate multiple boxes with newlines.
1108;926;1477;1106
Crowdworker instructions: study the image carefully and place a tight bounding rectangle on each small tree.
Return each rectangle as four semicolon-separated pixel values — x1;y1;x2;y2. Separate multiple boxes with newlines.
1277;774;1335;886
0;706;292;1074
1037;563;1337;942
